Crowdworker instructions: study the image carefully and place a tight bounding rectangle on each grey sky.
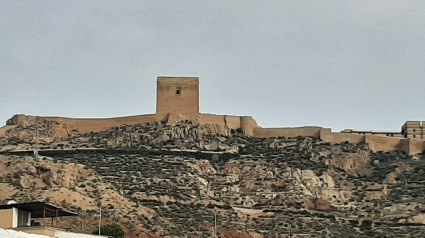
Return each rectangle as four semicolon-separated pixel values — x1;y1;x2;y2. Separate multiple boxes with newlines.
1;1;425;132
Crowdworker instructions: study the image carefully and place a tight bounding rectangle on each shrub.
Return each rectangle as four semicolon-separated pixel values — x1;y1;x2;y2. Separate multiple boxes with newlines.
92;224;125;238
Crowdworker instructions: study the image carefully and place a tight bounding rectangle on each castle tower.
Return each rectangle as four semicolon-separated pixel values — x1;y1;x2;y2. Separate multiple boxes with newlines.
156;77;199;115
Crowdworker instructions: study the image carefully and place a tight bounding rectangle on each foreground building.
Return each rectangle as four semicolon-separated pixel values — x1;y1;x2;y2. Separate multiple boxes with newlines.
0;202;106;238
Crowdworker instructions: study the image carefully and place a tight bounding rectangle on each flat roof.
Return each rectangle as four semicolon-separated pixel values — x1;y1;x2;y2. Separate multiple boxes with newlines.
0;202;77;218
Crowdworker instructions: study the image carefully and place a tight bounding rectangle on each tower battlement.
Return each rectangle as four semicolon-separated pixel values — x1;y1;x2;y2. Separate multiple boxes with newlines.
156;77;199;115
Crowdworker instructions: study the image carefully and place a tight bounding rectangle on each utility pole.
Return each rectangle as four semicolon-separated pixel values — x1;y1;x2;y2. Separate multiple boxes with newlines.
99;204;102;236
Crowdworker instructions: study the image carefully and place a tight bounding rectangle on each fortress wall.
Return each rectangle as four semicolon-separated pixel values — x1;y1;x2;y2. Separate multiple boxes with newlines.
5;113;425;155
197;114;259;136
224;116;242;130
320;129;365;144
198;114;226;126
240;116;258;136
198;114;245;135
198;114;228;135
408;139;425;154
365;134;409;153
6;114;38;127
163;112;199;125
155;113;169;122
198;114;250;130
253;127;321;138
45;114;157;134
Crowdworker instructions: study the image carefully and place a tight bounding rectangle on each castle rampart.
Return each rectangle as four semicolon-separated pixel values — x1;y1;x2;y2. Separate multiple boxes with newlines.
365;134;409;153
4;113;425;155
240;116;258;136
320;129;365;144
253;127;321;139
2;76;425;155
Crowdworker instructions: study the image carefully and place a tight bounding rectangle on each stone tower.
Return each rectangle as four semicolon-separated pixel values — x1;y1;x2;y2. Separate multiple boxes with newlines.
156;77;199;115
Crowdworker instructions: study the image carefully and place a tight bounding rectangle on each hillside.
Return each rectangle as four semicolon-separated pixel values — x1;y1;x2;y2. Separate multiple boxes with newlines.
1;120;425;237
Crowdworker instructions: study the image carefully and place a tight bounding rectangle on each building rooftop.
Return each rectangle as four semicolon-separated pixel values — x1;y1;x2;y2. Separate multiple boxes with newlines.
0;202;77;218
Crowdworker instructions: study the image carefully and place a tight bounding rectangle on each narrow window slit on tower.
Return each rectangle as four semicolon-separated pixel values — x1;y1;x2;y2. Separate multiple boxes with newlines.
176;88;181;95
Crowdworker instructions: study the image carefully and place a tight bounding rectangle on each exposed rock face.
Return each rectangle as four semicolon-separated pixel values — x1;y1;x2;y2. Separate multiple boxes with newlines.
0;155;157;238
1;121;425;237
0;120;238;153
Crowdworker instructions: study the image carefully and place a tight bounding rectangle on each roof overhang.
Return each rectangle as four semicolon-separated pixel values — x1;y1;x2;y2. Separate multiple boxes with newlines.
0;202;77;218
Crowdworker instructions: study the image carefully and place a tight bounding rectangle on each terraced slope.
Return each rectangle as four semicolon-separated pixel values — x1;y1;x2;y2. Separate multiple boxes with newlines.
1;121;425;237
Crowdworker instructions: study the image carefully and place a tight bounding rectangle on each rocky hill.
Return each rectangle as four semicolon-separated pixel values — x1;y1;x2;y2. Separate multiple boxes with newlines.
1;119;425;237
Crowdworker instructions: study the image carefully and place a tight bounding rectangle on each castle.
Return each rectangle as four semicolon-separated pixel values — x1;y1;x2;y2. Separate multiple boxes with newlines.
3;77;425;154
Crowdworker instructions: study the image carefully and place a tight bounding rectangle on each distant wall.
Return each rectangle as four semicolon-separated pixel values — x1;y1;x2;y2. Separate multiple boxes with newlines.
365;134;409;153
253;127;321;138
4;113;425;155
5;113;257;137
7;114;158;135
6;115;37;127
197;114;259;135
47;115;158;134
240;116;258;136
197;114;226;126
408;139;425;154
320;129;365;144
253;126;425;154
197;114;231;135
224;116;242;130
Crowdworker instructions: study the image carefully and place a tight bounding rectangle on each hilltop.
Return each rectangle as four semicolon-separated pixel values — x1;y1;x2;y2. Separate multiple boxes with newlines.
1;119;425;237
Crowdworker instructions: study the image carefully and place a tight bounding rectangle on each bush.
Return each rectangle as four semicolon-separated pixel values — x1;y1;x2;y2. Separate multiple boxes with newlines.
92;224;125;238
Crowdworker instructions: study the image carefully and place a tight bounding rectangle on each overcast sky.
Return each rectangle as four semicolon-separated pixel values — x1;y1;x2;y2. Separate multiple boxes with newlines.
1;1;425;132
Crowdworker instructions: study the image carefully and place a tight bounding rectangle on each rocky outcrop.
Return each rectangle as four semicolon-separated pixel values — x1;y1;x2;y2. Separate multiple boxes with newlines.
1;122;425;237
0;155;156;238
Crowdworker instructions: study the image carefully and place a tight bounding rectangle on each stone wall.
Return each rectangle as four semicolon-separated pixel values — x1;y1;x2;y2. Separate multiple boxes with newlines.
6;114;158;134
240;116;258;136
408;138;425;155
197;114;259;136
253;127;322;138
3;113;425;155
6;114;37;127
254;127;424;154
365;134;409;153
47;115;158;134
4;113;258;138
320;129;365;144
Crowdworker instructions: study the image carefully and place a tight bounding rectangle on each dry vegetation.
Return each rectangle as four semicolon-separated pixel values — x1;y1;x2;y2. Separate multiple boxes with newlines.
1;120;425;237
